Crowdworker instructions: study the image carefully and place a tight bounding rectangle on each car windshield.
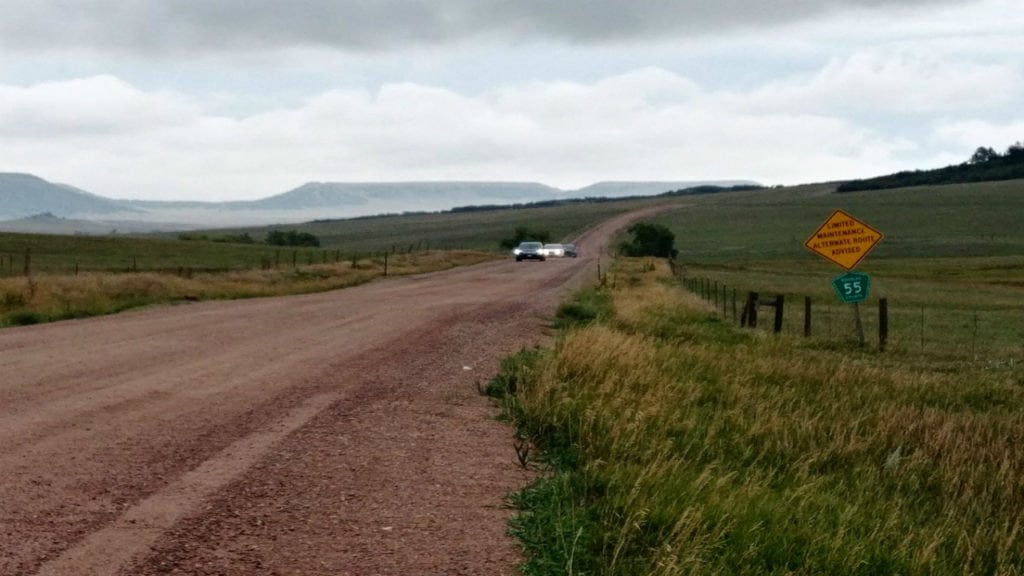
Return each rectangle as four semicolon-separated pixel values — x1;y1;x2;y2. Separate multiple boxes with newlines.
520;242;542;249
544;244;562;248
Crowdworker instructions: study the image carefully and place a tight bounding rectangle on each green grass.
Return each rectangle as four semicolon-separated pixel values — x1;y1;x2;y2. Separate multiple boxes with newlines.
0;231;326;276
483;179;1024;575
553;286;614;330
657;180;1024;262
1;197;662;277
655;180;1024;362
498;259;1024;575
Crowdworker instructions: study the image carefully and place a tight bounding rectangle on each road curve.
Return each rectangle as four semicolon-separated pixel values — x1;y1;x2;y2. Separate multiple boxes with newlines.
0;209;658;576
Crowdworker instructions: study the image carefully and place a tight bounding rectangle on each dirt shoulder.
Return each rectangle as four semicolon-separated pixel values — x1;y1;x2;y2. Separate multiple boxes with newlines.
0;209;660;576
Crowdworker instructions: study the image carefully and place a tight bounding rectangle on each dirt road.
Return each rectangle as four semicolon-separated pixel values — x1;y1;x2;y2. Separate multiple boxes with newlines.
0;210;650;575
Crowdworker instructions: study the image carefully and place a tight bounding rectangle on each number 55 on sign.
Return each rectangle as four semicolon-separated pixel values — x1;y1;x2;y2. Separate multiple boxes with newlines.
832;271;871;304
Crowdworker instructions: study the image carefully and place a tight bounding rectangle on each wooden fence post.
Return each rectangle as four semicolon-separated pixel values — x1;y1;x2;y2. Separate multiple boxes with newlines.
804;297;812;337
23;248;31;277
879;298;889;352
743;292;759;328
773;295;785;334
384;252;389;276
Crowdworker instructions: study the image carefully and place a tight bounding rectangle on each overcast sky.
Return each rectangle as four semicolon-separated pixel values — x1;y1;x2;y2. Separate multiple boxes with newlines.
1;0;1021;201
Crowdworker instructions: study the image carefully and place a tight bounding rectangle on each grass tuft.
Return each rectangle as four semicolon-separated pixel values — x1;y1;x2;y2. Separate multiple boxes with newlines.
553;287;613;330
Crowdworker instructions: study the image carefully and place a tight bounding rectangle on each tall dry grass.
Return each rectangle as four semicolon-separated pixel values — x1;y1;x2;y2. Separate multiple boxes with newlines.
505;258;1024;575
0;250;496;326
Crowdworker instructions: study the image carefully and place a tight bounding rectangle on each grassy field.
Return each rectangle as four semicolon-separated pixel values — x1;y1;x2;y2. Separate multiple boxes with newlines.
188;198;663;253
494;258;1024;575
0;197;659;277
655;180;1024;262
489;178;1024;575
0;250;495;327
0;196;659;325
652;180;1024;361
0;231;309;276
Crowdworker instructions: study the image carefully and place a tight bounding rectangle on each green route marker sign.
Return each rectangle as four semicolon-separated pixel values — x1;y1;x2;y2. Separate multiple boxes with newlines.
832;271;871;304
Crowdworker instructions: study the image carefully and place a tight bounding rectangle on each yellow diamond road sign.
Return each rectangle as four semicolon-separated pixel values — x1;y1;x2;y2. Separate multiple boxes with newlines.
804;209;883;270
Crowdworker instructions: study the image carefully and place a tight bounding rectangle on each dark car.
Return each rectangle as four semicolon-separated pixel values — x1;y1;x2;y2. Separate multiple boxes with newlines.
514;241;546;262
563;243;578;258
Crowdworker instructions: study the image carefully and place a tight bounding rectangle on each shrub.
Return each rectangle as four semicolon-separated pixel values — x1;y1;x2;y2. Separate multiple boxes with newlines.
499;226;552;250
618;222;678;259
7;310;43;326
266;230;321;247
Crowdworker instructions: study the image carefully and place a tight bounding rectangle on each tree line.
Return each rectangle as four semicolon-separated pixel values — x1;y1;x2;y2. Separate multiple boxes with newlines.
180;230;321;247
838;140;1024;192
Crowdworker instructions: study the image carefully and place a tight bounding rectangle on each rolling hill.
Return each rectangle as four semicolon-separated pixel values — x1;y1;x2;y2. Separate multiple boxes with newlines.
1;173;758;233
0;173;135;219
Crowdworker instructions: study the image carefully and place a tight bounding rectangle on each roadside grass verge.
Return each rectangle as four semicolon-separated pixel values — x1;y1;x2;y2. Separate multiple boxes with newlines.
494;258;1024;575
0;250;496;327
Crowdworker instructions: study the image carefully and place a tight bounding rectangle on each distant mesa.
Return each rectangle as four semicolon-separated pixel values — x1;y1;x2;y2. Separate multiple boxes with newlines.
0;173;135;219
0;172;760;234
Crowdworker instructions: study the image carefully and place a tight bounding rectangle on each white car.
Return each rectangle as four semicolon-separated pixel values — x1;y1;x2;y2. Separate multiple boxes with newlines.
539;243;565;258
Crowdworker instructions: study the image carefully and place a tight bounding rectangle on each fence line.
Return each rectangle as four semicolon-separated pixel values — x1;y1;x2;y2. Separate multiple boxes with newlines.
0;241;454;278
682;275;1022;360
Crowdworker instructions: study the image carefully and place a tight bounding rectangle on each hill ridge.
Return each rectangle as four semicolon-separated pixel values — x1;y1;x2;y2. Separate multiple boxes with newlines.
1;173;757;232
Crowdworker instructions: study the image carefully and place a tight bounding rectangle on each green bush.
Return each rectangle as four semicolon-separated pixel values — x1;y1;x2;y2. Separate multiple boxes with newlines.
266;230;321;247
7;310;43;326
499;226;552;250
618;222;677;259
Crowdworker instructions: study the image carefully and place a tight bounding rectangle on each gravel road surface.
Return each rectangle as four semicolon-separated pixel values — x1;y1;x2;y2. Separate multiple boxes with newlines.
0;210;652;575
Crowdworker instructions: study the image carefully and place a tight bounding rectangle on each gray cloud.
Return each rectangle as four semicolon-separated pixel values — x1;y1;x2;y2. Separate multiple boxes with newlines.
0;0;965;54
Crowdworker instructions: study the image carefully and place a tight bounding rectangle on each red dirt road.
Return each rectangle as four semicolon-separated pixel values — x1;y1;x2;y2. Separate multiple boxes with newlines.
0;211;649;575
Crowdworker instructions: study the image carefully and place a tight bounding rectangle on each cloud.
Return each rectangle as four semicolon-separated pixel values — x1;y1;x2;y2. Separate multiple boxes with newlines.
0;75;197;137
735;50;1024;115
933;120;1024;151
0;68;926;200
0;0;966;54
